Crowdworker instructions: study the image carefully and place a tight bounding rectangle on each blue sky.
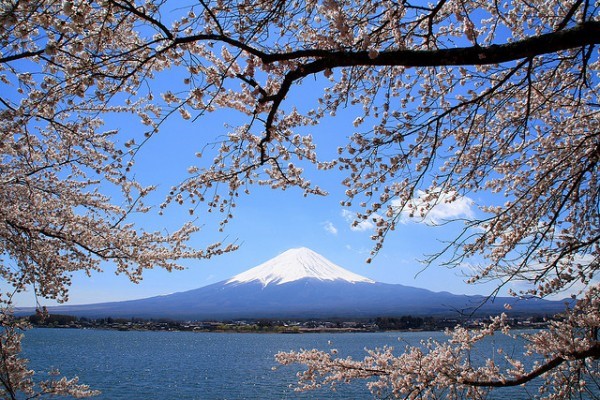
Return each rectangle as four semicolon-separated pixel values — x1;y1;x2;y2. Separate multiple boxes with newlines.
9;76;513;308
5;56;541;308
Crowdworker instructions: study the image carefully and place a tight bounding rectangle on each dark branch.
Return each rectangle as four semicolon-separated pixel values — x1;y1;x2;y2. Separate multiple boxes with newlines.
268;21;600;67
108;0;174;40
236;74;268;98
0;49;44;64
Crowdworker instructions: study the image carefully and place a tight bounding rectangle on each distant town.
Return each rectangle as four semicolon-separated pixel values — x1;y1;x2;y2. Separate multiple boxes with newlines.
27;313;557;333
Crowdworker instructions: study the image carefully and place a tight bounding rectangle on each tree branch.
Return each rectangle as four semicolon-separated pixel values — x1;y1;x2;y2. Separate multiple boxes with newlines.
556;0;584;31
266;21;600;67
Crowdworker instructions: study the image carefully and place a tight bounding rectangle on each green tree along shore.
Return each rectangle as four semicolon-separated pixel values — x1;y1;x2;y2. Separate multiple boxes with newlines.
27;313;555;334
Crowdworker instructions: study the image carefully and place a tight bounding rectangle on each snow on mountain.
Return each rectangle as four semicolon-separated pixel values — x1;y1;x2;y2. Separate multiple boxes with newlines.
226;247;375;286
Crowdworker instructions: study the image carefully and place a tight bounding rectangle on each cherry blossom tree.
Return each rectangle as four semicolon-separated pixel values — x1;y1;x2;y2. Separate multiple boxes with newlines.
1;0;599;398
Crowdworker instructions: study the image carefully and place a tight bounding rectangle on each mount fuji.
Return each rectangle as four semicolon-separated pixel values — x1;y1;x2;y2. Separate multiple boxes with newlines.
37;247;571;320
226;247;375;286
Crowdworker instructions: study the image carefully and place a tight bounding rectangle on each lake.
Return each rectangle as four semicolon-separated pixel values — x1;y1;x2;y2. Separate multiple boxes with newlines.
19;328;593;399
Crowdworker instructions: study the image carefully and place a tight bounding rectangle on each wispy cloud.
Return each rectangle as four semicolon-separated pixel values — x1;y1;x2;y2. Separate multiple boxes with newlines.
341;209;379;231
344;244;372;255
458;253;598;300
396;189;474;225
323;221;338;235
341;190;474;232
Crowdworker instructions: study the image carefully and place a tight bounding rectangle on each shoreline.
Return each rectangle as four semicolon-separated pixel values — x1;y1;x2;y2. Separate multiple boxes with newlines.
27;315;551;334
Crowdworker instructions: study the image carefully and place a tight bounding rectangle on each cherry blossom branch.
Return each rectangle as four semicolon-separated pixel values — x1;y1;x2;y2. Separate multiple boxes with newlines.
260;21;600;65
256;21;599;159
107;0;173;40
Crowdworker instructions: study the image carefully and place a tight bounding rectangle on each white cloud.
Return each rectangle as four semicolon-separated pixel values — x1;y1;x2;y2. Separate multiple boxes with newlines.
395;189;474;225
323;221;338;235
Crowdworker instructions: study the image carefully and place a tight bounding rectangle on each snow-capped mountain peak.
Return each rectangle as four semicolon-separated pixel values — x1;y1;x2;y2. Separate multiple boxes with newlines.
226;247;375;286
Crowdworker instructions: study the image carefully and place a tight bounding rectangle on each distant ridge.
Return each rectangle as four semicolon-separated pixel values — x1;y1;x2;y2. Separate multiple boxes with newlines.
23;247;573;320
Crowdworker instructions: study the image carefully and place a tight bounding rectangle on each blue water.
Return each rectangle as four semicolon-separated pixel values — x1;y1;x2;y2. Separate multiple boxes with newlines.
19;328;595;399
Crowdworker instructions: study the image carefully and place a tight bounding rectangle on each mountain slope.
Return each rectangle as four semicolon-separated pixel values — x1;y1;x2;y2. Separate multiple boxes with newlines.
32;248;571;320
